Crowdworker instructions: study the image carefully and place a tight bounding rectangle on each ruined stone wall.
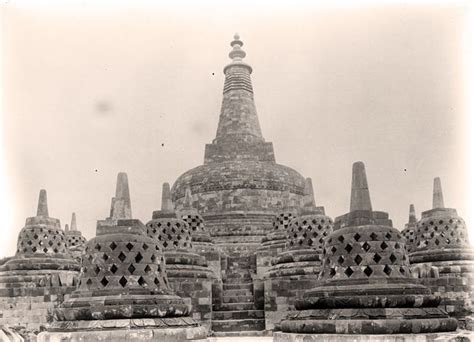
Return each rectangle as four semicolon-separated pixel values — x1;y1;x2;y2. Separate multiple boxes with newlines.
0;270;78;333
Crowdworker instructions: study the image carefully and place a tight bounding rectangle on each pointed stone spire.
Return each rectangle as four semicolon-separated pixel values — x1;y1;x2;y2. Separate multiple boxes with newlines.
161;182;174;213
65;223;69;232
183;187;194;210
109;172;132;220
213;34;264;145
432;177;445;209
350;161;372;212
409;204;417;224
303;178;316;208
71;212;77;231
36;189;49;217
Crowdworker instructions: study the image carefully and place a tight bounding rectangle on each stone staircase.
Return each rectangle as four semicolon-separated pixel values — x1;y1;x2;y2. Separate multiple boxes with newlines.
211;255;266;335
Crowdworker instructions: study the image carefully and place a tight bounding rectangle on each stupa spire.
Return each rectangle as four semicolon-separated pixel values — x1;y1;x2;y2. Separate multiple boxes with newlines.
303;178;316;208
65;224;69;232
432;177;445;209
183;187;194;210
36;189;49;217
109;172;132;220
409;204;417;223
70;212;77;231
350;161;372;212
161;182;174;212
213;34;264;145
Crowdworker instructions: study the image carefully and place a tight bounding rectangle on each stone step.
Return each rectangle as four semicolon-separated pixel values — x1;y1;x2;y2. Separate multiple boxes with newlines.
212;309;264;320
223;289;253;297
222;295;254;303
211;318;265;332
223;283;253;291
225;272;252;279
218;302;255;311
211;330;270;337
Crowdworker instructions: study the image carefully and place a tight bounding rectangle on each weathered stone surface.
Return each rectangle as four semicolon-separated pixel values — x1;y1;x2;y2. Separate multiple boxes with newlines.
409;178;474;326
39;174;203;341
146;183;216;332
280;162;457;337
0;190;80;334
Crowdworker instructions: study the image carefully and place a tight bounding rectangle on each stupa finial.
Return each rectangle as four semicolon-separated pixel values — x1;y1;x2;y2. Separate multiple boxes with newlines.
432;177;445;209
65;223;69;232
229;33;246;62
109;172;132;220
409;204;417;223
161;182;174;212
303;178;316;208
71;212;77;231
37;189;49;217
349;161;372;212
183;187;193;210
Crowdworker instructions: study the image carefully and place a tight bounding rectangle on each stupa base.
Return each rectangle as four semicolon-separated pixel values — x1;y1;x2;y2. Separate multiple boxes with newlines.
274;330;474;342
37;317;208;342
280;316;458;335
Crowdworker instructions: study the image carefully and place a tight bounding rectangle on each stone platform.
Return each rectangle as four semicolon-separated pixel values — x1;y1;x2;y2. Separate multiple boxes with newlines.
37;318;208;342
274;330;474;342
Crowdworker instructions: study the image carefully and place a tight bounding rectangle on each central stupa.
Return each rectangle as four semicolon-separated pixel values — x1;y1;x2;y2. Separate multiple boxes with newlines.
172;35;306;260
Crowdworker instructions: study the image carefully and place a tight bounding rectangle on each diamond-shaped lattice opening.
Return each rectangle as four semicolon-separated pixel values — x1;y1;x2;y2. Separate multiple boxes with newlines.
144;265;152;273
135;252;143;263
128;264;136;274
389;254;397;263
48;240;53;246
364;266;373;277
95;244;102;251
110;264;118;274
154;278;160;286
370;232;378;240
380;241;388;250
345;244;353;253
373;253;382;263
394;242;400;249
27;240;33;245
86;278;93;286
33;234;39;239
337;255;345;264
329;268;336;277
338;235;345;243
143;243;149;250
119;276;128;287
94;265;101;274
354;254;363;265
354;233;361;241
118;252;127;262
32;246;37;252
102;253;109;261
126;243;134;251
400;267;406;274
109;242;117;250
344;267;354;277
385;232;392;239
138;276;146;286
362;242;371;251
383;265;392;275
100;277;109;287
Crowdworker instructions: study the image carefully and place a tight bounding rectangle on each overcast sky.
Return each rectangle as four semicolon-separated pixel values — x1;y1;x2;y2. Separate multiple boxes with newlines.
0;1;472;257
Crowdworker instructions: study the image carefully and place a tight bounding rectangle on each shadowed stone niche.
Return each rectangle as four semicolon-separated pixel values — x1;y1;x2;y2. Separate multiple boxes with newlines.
146;183;216;333
409;177;474;328
264;178;333;331
38;173;207;342
0;190;80;337
275;162;458;342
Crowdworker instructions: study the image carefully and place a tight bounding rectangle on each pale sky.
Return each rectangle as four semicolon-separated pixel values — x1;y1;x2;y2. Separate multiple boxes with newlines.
0;1;472;257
